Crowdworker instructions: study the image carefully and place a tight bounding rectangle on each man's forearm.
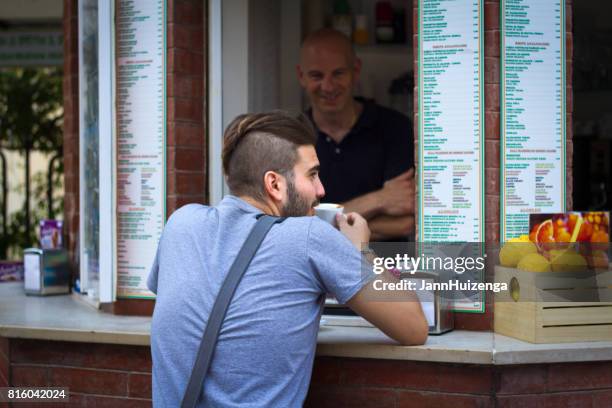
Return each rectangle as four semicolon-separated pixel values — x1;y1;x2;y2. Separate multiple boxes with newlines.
341;190;384;219
369;215;415;241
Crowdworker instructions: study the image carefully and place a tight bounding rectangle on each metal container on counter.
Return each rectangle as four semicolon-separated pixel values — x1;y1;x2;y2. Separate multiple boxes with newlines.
405;271;454;335
323;271;454;335
24;248;70;296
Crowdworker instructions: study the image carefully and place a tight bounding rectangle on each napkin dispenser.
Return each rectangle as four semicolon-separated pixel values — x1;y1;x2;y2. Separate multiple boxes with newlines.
24;248;70;296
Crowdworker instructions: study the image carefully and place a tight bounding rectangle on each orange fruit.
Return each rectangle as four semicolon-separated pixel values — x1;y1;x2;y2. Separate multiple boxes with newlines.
529;225;538;243
577;222;593;242
554;227;571;243
534;219;555;251
591;230;609;243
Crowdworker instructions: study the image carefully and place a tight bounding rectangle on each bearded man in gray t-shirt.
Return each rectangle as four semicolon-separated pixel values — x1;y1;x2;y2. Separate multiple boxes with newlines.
148;111;427;407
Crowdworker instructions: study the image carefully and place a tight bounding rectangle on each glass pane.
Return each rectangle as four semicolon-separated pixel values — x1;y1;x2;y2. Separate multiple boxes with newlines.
80;0;100;299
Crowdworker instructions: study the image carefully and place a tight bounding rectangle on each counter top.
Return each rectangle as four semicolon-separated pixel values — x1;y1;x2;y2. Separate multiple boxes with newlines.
2;282;612;365
0;282;151;346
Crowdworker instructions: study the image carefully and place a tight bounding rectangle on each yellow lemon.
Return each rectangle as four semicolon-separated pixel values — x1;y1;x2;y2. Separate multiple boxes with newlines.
517;253;551;273
549;250;587;272
499;241;538;267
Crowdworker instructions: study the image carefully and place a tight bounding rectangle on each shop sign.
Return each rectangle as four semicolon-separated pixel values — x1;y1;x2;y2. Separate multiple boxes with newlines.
0;31;63;67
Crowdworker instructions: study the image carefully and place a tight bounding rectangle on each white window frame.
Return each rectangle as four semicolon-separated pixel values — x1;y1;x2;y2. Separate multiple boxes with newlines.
208;0;251;205
77;0;88;296
98;0;115;303
207;0;225;205
78;0;115;303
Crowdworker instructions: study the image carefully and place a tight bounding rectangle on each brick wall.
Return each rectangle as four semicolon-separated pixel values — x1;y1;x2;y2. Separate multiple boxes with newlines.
4;337;610;408
3;338;152;406
412;0;574;331
305;357;612;408
0;337;8;388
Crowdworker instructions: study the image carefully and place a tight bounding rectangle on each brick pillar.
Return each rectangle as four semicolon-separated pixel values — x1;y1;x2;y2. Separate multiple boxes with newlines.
166;0;207;215
412;1;573;331
484;1;500;244
62;0;80;267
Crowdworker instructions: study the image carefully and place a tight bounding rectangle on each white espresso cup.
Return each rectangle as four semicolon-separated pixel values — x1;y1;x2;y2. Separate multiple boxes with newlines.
314;203;344;226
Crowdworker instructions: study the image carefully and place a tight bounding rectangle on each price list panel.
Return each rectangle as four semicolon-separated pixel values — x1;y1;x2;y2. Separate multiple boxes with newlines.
418;0;484;312
418;0;484;243
115;0;166;298
501;0;566;241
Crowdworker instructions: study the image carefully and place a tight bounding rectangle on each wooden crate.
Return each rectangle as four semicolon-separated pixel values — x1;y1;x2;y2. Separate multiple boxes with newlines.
494;265;612;343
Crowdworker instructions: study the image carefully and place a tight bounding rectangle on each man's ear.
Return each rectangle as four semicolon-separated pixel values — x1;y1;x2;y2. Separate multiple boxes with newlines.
353;57;362;83
263;171;285;203
296;64;306;87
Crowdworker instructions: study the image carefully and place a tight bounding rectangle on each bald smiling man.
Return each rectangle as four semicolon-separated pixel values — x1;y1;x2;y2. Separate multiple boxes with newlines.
297;28;416;242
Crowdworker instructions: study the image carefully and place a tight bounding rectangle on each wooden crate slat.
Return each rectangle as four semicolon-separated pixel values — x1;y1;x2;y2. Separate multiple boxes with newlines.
541;305;612;326
538;324;612;343
538;288;612;302
540;301;612;308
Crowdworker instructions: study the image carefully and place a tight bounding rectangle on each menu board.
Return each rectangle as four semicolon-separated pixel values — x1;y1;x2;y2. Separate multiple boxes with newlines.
501;0;566;241
115;0;166;298
418;0;484;243
418;0;484;312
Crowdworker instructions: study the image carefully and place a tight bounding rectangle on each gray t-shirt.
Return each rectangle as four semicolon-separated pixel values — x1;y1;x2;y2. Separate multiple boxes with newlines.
148;195;370;407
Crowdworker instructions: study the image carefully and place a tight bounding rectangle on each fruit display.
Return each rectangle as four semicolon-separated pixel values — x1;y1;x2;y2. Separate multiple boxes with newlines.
499;212;610;272
530;212;609;245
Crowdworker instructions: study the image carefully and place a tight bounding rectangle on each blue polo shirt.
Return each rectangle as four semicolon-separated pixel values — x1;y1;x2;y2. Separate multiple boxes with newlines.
311;99;414;204
148;196;373;407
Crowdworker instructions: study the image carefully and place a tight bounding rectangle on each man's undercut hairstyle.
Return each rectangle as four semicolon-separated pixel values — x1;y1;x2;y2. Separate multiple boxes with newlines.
222;111;317;201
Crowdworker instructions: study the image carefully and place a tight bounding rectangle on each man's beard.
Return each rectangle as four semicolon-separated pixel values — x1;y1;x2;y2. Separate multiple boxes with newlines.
281;179;319;217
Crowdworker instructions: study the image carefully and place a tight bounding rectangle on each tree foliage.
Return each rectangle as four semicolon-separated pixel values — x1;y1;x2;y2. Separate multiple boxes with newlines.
0;68;63;151
0;67;64;259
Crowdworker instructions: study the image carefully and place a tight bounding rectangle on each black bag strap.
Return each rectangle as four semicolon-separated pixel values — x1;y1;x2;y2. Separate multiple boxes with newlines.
181;215;286;408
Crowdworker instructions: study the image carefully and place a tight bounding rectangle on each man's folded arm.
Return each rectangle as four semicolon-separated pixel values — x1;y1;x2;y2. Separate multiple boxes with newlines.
369;214;414;241
346;270;428;346
342;169;416;223
341;190;384;219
